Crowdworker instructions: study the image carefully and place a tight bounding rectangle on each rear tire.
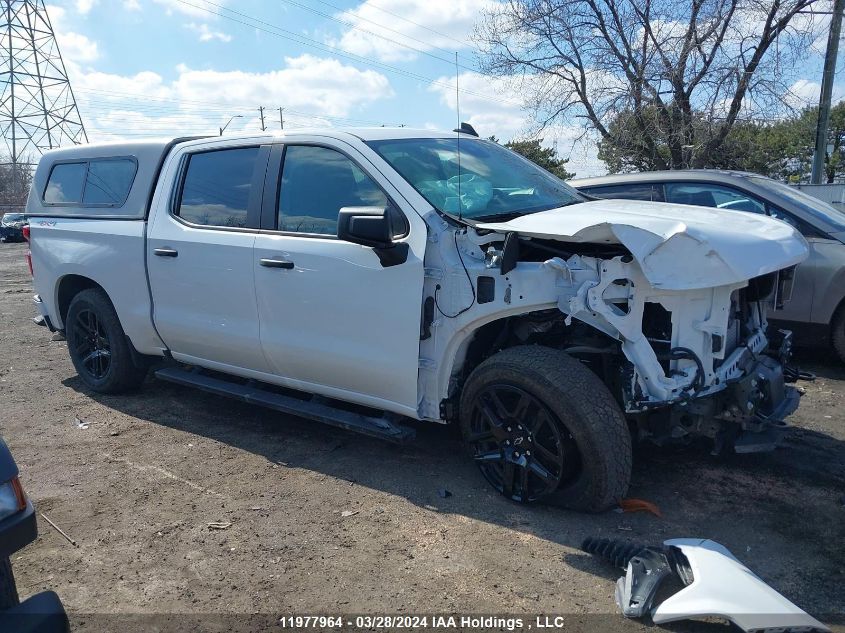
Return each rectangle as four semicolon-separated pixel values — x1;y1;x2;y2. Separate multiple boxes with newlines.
459;346;632;512
0;557;19;610
65;288;147;393
832;304;845;364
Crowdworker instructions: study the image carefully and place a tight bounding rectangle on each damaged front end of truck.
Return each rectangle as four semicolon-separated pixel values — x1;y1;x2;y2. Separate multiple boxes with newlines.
421;197;809;456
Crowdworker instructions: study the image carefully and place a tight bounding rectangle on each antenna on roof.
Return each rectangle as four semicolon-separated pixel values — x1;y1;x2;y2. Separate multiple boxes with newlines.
453;122;479;137
455;52;462;221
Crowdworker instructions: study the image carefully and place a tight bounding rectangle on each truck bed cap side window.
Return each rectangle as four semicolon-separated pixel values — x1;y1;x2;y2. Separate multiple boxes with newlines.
45;163;87;204
175;147;260;228
43;158;138;206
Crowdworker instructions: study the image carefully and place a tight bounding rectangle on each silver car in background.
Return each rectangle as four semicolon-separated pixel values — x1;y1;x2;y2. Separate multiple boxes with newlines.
572;170;845;362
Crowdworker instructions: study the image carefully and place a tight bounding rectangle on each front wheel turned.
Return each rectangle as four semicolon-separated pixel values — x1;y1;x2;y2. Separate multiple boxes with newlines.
459;346;632;512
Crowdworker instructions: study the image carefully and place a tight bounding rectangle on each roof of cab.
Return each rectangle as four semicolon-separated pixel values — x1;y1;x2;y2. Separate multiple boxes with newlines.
37;127;476;160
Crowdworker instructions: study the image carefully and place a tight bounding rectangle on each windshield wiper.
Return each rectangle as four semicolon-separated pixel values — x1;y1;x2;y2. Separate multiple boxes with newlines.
472;200;583;223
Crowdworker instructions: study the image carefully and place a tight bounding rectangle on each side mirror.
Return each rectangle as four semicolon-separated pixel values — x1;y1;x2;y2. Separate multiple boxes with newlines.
337;206;393;248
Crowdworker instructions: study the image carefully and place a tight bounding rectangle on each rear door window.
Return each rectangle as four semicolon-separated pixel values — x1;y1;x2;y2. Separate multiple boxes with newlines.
665;182;766;214
582;183;664;202
175;147;261;228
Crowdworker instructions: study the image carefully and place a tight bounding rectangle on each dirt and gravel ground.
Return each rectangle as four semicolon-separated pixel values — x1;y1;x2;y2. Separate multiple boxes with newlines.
0;241;843;632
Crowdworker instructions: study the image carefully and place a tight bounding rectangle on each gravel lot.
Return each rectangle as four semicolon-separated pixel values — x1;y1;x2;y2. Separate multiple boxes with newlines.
1;241;843;632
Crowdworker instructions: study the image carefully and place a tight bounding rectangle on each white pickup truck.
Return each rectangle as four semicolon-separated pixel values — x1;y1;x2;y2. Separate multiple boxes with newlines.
24;128;809;511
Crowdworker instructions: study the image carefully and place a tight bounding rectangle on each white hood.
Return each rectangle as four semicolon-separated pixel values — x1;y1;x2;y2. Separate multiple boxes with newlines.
476;199;810;290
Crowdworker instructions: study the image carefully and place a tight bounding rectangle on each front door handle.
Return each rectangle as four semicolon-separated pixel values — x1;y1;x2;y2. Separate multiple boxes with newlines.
259;258;294;269
153;248;178;258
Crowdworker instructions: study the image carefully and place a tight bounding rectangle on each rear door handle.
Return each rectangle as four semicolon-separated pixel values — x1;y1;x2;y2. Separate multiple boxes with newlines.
259;258;294;269
153;248;178;258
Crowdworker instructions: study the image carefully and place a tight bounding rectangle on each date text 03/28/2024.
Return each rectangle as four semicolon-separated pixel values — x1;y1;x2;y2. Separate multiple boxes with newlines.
277;615;574;629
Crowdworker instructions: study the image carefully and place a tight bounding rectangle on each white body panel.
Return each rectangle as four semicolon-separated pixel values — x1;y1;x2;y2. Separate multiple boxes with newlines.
252;234;423;412
29;217;165;355
652;539;829;632
145;218;270;372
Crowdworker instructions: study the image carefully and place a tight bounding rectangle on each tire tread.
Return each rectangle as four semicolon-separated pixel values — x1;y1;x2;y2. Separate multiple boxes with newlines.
460;345;632;512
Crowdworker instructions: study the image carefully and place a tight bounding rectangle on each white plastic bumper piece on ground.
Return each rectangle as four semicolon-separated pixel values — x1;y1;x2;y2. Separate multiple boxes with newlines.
651;538;830;632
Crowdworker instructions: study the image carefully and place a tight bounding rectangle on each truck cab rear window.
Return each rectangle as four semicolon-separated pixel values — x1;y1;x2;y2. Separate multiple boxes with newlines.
175;147;259;228
44;158;137;206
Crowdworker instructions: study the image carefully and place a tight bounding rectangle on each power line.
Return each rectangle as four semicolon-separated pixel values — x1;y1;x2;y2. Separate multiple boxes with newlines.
75;88;403;126
280;0;478;70
174;0;523;109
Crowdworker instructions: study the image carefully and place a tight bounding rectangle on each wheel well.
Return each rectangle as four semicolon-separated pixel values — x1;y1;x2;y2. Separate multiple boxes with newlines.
455;310;622;395
57;275;104;327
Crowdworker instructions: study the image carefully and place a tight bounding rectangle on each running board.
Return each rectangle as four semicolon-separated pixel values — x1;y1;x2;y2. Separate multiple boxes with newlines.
154;366;416;444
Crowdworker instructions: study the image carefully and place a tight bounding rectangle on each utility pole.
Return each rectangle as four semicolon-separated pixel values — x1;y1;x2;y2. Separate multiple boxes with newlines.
258;106;266;132
279;107;284;130
811;0;845;184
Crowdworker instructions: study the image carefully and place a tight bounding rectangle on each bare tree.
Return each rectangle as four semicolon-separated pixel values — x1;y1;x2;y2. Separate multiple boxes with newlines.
0;157;34;208
477;0;828;170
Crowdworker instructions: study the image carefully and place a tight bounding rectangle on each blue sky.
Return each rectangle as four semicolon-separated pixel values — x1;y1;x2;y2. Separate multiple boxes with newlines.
49;0;843;176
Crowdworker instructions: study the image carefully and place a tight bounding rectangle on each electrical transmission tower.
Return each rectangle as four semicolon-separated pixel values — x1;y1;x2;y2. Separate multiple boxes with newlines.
0;0;87;200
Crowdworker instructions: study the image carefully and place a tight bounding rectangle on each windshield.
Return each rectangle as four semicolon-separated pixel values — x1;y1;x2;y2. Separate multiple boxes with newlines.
747;176;845;232
366;137;585;221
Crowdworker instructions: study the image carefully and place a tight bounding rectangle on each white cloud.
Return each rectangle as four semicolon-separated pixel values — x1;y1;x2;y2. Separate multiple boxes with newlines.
74;69;171;100
123;0;141;10
429;71;527;139
429;71;603;177
68;55;394;141
785;79;821;109
185;22;232;42
75;0;97;14
333;0;498;62
171;55;393;117
56;31;100;62
46;5;100;62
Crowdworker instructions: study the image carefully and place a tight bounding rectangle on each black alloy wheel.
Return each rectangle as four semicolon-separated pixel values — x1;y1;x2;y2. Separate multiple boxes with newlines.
70;308;112;380
465;383;580;502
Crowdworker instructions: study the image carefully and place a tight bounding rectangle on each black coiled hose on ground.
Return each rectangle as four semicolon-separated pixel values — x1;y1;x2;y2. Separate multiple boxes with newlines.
580;537;647;569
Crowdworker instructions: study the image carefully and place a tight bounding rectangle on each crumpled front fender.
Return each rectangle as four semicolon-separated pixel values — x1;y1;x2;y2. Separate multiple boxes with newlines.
652;539;830;632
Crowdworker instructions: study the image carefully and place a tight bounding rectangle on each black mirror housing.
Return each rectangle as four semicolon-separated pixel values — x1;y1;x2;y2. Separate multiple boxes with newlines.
337;206;393;248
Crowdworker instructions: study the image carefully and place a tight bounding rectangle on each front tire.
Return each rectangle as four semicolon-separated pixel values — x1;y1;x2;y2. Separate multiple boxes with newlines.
0;557;19;610
459;346;632;512
65;288;147;393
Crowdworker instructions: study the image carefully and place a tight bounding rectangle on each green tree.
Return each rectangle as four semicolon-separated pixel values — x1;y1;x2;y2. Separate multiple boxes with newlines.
597;101;845;182
493;137;575;179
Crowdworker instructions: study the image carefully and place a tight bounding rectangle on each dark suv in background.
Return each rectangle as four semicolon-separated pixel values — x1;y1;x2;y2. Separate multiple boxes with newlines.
572;170;845;363
0;212;28;243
